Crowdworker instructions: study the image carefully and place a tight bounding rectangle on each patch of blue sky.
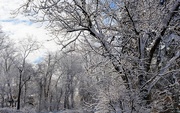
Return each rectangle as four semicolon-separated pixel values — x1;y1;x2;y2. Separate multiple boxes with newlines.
0;19;33;25
103;17;111;25
103;17;117;26
110;1;118;9
100;0;118;9
33;56;44;64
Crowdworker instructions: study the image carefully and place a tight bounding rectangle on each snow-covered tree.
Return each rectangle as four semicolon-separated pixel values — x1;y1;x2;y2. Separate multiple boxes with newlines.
17;0;180;112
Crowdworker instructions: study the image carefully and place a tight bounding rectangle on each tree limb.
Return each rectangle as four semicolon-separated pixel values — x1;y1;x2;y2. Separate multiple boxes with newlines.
147;0;180;71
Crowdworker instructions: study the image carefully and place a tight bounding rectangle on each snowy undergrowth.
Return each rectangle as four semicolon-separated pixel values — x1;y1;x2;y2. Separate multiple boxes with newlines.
0;107;36;113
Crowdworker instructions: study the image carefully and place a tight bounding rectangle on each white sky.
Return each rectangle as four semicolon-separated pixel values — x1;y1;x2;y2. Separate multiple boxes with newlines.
0;0;59;63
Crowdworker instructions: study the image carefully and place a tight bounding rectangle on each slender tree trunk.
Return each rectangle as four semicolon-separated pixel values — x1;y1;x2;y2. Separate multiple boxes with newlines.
64;75;71;109
70;76;74;109
56;89;62;110
24;83;27;105
38;82;43;112
64;86;70;109
17;69;22;110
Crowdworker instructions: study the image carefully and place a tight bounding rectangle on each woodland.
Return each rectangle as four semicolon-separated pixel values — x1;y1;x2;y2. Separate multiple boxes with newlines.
0;0;179;113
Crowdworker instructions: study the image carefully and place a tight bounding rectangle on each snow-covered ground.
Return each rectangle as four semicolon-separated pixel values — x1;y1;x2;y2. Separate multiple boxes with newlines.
0;108;36;113
0;108;86;113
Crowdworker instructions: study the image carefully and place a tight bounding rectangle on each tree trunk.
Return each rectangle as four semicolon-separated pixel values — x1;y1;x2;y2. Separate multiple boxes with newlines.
24;83;27;106
17;69;22;110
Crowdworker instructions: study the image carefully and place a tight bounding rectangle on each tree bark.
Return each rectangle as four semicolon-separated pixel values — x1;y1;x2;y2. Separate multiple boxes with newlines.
17;69;22;110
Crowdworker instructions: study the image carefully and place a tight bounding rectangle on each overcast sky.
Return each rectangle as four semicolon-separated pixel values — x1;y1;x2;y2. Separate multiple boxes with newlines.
0;0;58;63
